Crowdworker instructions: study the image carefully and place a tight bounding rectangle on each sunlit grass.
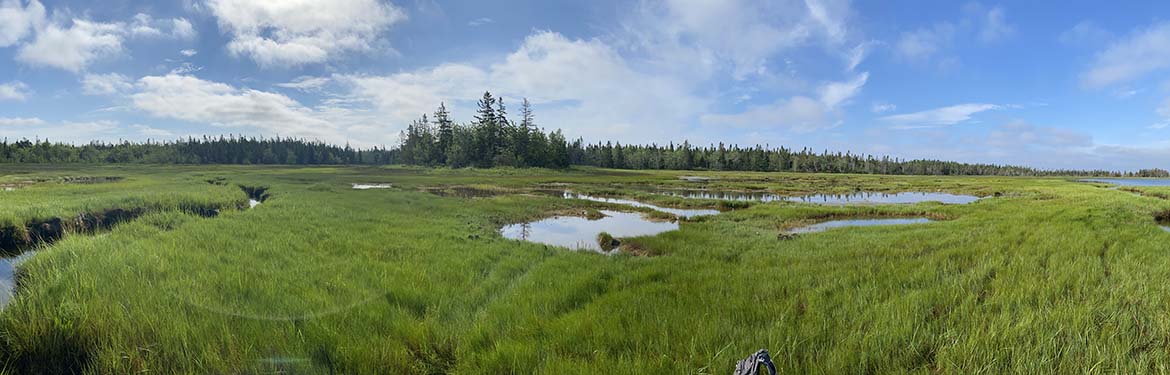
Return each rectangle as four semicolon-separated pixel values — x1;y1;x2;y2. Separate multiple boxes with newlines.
0;166;1167;373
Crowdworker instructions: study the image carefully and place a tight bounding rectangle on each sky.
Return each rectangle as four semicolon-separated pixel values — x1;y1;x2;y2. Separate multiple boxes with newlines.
3;0;1170;171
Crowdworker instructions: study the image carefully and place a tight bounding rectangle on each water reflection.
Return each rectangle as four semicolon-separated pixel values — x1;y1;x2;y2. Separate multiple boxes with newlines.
352;183;393;190
0;251;33;307
501;210;678;252
1082;178;1170;187
787;218;933;234
659;190;979;205
249;199;261;208
789;192;980;205
564;192;719;218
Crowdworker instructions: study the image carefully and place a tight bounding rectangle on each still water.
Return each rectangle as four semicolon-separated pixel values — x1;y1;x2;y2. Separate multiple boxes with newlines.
660;190;980;205
501;210;678;252
1082;178;1170;187
564;192;719;218
352;183;393;190
787;218;934;234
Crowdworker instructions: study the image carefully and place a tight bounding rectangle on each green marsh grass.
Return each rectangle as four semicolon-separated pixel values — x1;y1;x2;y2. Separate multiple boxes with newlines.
0;166;1168;373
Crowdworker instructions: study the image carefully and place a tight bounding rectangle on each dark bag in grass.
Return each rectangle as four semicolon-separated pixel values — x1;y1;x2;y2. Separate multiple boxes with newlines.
733;349;777;375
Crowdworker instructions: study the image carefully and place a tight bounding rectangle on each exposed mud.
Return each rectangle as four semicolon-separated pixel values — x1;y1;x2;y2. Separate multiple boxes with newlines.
423;186;501;198
0;208;149;256
239;185;271;203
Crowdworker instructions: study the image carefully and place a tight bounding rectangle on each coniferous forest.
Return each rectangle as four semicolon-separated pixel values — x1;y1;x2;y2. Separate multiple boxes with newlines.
2;91;1166;177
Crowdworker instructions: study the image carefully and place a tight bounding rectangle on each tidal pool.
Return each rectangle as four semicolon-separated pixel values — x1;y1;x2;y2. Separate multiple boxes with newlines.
564;192;719;218
352;183;393;190
788;192;979;205
501;210;678;252
1082;178;1170;187
787;218;934;234
659;190;980;205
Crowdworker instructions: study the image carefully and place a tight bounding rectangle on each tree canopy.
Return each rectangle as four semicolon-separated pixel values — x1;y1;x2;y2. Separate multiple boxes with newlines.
1;91;1157;177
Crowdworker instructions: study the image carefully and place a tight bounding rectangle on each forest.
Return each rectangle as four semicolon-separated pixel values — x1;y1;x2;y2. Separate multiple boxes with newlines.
2;91;1167;177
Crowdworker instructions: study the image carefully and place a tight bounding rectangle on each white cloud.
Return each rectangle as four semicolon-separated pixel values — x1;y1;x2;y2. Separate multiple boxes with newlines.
180;49;197;57
131;124;175;138
817;72;867;108
620;0;854;79
16;18;122;72
207;0;406;67
987;120;1092;149
276;76;331;92
871;102;896;113
1083;22;1170;88
338;31;708;143
81;73;132;95
1060;20;1112;47
0;0;44;47
172;18;195;39
701;96;833;133
700;73;867;133
0;117;43;126
468;17;492;27
1;120;121;143
7;4;194;73
895;23;954;62
975;6;1013;43
169;62;202;75
882;103;1002;129
0;81;29;101
131;74;342;142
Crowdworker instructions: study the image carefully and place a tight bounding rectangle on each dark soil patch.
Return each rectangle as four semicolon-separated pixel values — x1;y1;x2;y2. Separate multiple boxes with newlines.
239;185;271;202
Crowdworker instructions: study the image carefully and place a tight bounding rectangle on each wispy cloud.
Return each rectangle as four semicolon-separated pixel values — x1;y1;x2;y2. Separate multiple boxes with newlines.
0;81;29;101
467;17;493;27
1082;22;1170;88
882;103;1003;129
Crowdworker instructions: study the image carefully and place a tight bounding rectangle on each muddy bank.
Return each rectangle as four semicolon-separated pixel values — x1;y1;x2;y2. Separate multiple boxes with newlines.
423;186;500;198
0;208;148;255
239;185;271;203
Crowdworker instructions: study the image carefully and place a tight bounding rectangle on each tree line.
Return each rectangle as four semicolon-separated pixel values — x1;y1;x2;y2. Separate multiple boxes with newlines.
0;136;392;165
1;90;1163;177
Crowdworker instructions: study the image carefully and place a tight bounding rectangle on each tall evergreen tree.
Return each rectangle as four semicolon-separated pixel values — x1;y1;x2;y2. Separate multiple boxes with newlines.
435;102;454;164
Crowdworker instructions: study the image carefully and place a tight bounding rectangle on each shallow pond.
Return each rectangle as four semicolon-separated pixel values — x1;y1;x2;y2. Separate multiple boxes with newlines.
501;210;677;252
659;190;980;205
789;192;979;205
787;218;934;234
1082;178;1170;187
352;183;393;190
564;192;719;218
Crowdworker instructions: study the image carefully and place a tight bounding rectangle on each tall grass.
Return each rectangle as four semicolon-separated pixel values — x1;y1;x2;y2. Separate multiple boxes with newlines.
0;165;1167;373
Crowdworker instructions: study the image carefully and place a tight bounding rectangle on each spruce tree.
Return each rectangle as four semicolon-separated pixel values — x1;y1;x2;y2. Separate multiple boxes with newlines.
435;103;454;164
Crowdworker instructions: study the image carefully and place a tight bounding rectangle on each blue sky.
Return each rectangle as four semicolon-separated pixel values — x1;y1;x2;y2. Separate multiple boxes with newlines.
3;0;1170;170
